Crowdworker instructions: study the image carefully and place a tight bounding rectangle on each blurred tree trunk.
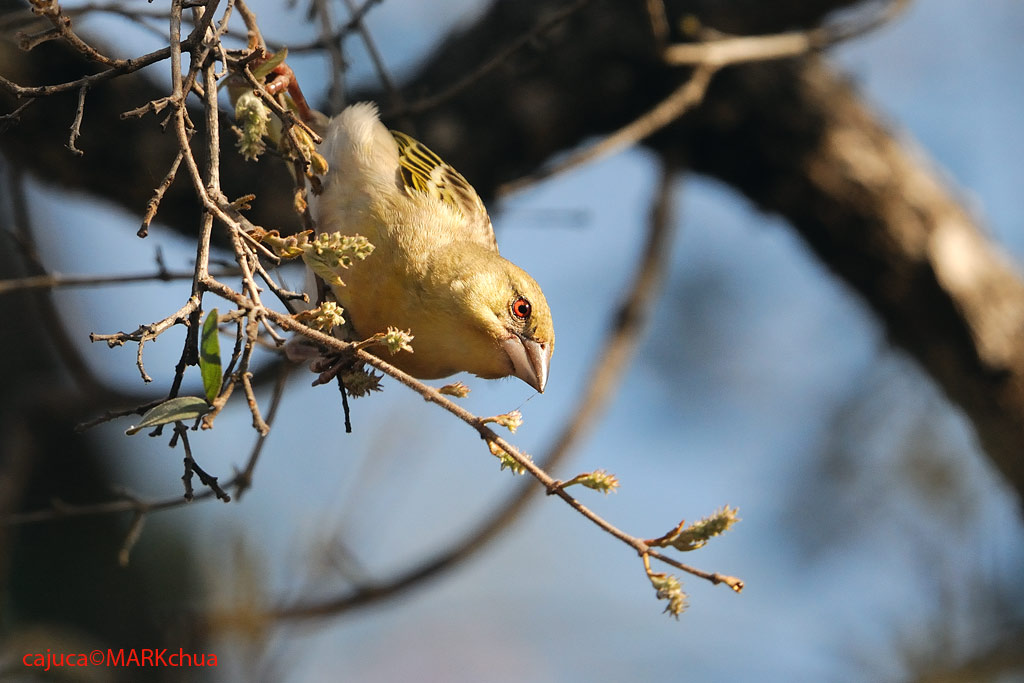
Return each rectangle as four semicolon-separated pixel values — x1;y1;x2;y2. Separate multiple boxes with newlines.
0;173;207;680
2;0;1024;507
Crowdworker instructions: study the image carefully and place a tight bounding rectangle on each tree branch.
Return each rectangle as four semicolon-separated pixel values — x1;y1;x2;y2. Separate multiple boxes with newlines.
360;0;1024;504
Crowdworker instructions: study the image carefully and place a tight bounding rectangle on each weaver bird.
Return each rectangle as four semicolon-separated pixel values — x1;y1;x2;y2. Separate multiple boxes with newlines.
310;103;554;392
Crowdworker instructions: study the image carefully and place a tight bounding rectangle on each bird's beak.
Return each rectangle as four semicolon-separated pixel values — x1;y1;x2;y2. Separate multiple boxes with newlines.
502;334;551;393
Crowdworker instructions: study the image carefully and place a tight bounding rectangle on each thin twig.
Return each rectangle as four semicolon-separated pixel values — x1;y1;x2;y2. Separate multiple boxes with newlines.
16;26;62;51
498;63;716;196
89;297;201;348
0;268;241;295
117;511;147;567
493;0;907;197
234;359;289;498
10;364;288;524
75;399;165;433
338;373;352;433
66;85;88;156
221;315;245;379
199;19;223;191
201;373;237;430
139;150;185;237
394;0;593;117
268;0;382;54
7;168;124;399
648;549;744;592
341;0;403;114
176;422;231;501
661;0;910;66
234;0;267;50
26;0;129;67
314;0;347;113
254;261;307;313
233;63;323;143
540;154;680;463
0;99;37;132
240;371;269;435
3;486;216;525
645;0;670;52
57;3;178;42
0;44;176;98
178;423;197;500
663;30;820;66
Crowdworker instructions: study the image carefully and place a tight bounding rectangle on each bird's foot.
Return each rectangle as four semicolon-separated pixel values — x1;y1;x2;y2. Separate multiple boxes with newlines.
262;59;315;125
243;48;316;124
310;352;354;387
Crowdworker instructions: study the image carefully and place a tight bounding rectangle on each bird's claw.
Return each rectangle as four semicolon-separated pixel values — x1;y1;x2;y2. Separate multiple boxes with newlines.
310;352;353;387
263;60;315;124
245;49;316;124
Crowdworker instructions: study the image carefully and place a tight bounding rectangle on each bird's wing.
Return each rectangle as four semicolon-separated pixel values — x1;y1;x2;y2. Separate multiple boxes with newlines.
391;130;498;253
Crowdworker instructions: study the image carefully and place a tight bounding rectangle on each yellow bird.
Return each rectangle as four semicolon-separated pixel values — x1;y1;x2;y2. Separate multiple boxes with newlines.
310;103;554;392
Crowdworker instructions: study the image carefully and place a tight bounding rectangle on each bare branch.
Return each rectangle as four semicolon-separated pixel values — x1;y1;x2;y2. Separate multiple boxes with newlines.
340;0;402;115
234;359;290;498
0;268;240;294
393;0;593;118
24;0;130;68
139;150;185;237
65;85;87;155
661;0;909;66
0;44;175;98
499;63;715;196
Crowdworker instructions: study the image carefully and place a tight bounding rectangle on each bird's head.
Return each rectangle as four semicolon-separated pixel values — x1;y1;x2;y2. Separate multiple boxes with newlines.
494;266;555;393
441;248;554;392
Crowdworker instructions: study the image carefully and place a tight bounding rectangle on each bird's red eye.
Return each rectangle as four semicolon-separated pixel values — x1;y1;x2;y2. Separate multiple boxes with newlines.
511;297;532;320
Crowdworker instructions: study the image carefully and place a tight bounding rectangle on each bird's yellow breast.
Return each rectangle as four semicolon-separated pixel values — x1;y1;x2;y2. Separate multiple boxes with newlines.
331;233;513;381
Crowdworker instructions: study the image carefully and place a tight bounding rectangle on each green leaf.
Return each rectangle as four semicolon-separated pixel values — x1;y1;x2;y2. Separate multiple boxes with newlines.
126;396;210;435
252;48;288;80
199;309;222;403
